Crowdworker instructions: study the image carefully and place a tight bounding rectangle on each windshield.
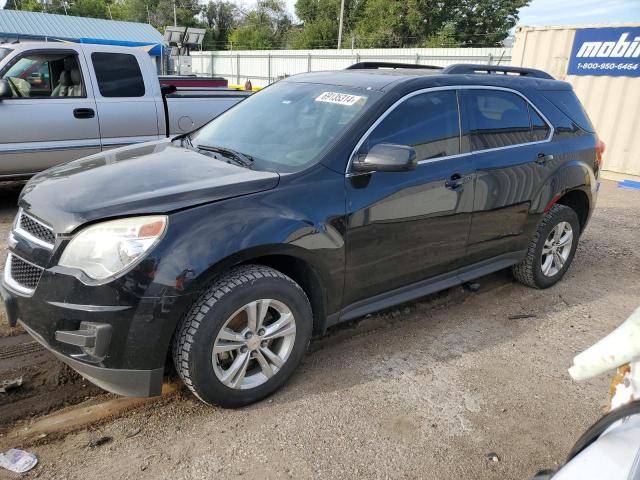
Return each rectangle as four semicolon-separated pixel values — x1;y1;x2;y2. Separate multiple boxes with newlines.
190;81;381;173
0;48;12;62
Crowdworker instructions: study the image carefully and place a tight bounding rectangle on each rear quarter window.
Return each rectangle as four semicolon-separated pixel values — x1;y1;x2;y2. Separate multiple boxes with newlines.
543;91;594;133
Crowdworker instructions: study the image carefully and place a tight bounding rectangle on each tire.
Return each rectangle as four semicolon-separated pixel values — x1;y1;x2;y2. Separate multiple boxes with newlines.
173;265;312;407
512;204;580;289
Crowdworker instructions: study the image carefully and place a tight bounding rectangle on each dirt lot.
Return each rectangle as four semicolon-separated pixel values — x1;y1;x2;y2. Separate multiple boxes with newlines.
0;179;639;480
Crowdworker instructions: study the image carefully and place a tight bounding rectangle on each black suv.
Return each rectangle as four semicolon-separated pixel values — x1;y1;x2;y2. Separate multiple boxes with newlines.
1;63;602;407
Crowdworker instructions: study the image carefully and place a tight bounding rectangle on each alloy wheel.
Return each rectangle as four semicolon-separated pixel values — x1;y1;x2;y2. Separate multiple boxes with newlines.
212;299;296;390
541;221;573;277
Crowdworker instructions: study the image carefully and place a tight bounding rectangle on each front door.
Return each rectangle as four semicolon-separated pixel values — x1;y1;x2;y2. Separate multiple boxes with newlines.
344;89;475;307
0;48;101;177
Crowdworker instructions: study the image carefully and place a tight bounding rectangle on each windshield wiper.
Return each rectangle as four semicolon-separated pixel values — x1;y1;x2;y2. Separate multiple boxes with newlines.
196;144;254;168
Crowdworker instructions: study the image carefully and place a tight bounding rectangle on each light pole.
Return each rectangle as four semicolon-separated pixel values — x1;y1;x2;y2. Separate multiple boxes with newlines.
337;0;345;49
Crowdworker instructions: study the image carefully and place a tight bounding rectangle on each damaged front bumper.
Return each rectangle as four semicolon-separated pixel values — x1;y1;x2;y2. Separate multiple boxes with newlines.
0;275;193;398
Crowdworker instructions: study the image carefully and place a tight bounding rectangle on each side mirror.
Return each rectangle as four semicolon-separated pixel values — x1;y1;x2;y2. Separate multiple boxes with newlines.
352;143;417;173
0;79;11;99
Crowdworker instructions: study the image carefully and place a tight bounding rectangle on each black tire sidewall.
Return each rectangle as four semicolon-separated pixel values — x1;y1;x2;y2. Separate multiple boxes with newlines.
187;276;312;407
532;207;580;288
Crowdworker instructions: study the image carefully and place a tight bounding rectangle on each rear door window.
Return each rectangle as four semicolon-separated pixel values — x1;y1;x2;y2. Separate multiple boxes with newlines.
365;90;461;160
465;90;532;150
91;52;145;98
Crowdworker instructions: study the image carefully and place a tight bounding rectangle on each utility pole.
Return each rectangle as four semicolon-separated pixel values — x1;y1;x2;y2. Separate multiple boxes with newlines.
173;0;177;27
337;0;345;49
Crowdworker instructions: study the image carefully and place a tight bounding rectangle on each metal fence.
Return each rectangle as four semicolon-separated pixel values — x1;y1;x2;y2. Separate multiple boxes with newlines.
189;47;512;86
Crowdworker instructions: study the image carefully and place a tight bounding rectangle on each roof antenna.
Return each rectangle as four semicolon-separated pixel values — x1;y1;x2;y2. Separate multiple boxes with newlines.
496;50;506;66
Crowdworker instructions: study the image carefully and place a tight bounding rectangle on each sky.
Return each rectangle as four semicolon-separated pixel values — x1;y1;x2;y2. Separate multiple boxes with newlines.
1;0;639;27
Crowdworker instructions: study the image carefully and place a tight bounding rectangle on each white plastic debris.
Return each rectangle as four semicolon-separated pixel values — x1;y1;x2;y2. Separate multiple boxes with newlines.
0;448;38;473
569;306;640;381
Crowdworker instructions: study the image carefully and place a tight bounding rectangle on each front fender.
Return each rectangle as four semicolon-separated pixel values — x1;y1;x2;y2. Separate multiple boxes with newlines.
147;187;346;308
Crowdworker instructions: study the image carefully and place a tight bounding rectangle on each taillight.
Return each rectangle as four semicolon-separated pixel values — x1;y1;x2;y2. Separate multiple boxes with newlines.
595;138;606;169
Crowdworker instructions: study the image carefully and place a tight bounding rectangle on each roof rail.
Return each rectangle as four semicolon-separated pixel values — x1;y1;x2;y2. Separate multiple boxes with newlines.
347;62;442;71
442;64;554;80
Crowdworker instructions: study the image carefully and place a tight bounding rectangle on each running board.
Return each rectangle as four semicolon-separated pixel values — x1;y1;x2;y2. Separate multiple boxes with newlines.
331;251;526;326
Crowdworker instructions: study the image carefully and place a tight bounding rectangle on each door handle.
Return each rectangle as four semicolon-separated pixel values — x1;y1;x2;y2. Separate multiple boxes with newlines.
535;153;554;165
445;173;472;190
73;108;95;119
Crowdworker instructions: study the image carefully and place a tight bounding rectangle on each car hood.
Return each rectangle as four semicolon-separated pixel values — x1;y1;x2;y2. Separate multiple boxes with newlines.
19;140;280;234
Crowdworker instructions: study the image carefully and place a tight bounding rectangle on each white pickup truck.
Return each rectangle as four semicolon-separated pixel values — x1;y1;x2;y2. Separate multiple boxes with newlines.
0;42;250;179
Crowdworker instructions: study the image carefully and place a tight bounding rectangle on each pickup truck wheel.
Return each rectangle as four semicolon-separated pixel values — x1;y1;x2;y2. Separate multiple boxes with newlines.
173;265;312;407
512;204;580;289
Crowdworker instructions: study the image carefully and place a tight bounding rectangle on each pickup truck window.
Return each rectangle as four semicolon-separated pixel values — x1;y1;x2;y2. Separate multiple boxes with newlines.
1;53;83;98
91;52;145;98
0;48;11;62
465;90;532;150
190;82;381;173
364;90;461;160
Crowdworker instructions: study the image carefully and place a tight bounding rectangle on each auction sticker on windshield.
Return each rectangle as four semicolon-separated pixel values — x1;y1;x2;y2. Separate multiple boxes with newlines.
315;92;364;106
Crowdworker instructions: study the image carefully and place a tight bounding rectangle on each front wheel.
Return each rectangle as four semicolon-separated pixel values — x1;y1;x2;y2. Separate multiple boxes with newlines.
173;265;312;407
513;204;580;289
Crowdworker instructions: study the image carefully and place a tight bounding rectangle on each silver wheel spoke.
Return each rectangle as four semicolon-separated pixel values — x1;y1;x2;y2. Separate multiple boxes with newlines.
218;327;245;343
255;350;275;378
554;251;565;269
221;351;250;388
558;230;573;247
542;255;554;275
260;346;284;368
553;224;563;242
214;339;244;354
245;299;271;332
263;313;296;340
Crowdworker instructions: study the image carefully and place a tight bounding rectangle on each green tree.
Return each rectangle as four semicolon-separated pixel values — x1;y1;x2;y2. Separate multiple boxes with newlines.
202;1;238;50
292;0;364;48
295;0;530;48
451;0;529;46
228;0;292;49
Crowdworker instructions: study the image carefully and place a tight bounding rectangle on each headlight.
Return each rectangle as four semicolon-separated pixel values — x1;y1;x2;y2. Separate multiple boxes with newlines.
59;216;167;281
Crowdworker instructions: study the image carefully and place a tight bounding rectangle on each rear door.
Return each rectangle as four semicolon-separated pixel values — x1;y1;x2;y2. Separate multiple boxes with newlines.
344;89;475;307
460;88;554;263
85;50;161;149
0;47;101;176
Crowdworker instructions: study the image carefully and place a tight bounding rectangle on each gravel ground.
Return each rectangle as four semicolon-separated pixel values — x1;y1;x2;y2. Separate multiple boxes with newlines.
1;179;639;480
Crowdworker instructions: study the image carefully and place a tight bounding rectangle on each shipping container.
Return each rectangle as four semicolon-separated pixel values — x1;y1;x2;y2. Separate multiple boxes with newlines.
512;24;640;177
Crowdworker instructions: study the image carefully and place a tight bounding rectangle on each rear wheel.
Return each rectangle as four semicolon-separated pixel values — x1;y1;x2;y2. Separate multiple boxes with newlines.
513;204;580;289
173;265;312;407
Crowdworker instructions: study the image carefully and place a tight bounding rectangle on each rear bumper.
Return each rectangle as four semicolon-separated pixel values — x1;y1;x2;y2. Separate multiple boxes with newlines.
20;321;164;397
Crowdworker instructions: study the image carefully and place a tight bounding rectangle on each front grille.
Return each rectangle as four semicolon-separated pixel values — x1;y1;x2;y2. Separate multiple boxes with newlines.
7;253;44;292
17;210;56;246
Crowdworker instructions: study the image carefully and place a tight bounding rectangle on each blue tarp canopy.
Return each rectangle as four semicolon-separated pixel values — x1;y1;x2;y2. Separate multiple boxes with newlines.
0;10;164;56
